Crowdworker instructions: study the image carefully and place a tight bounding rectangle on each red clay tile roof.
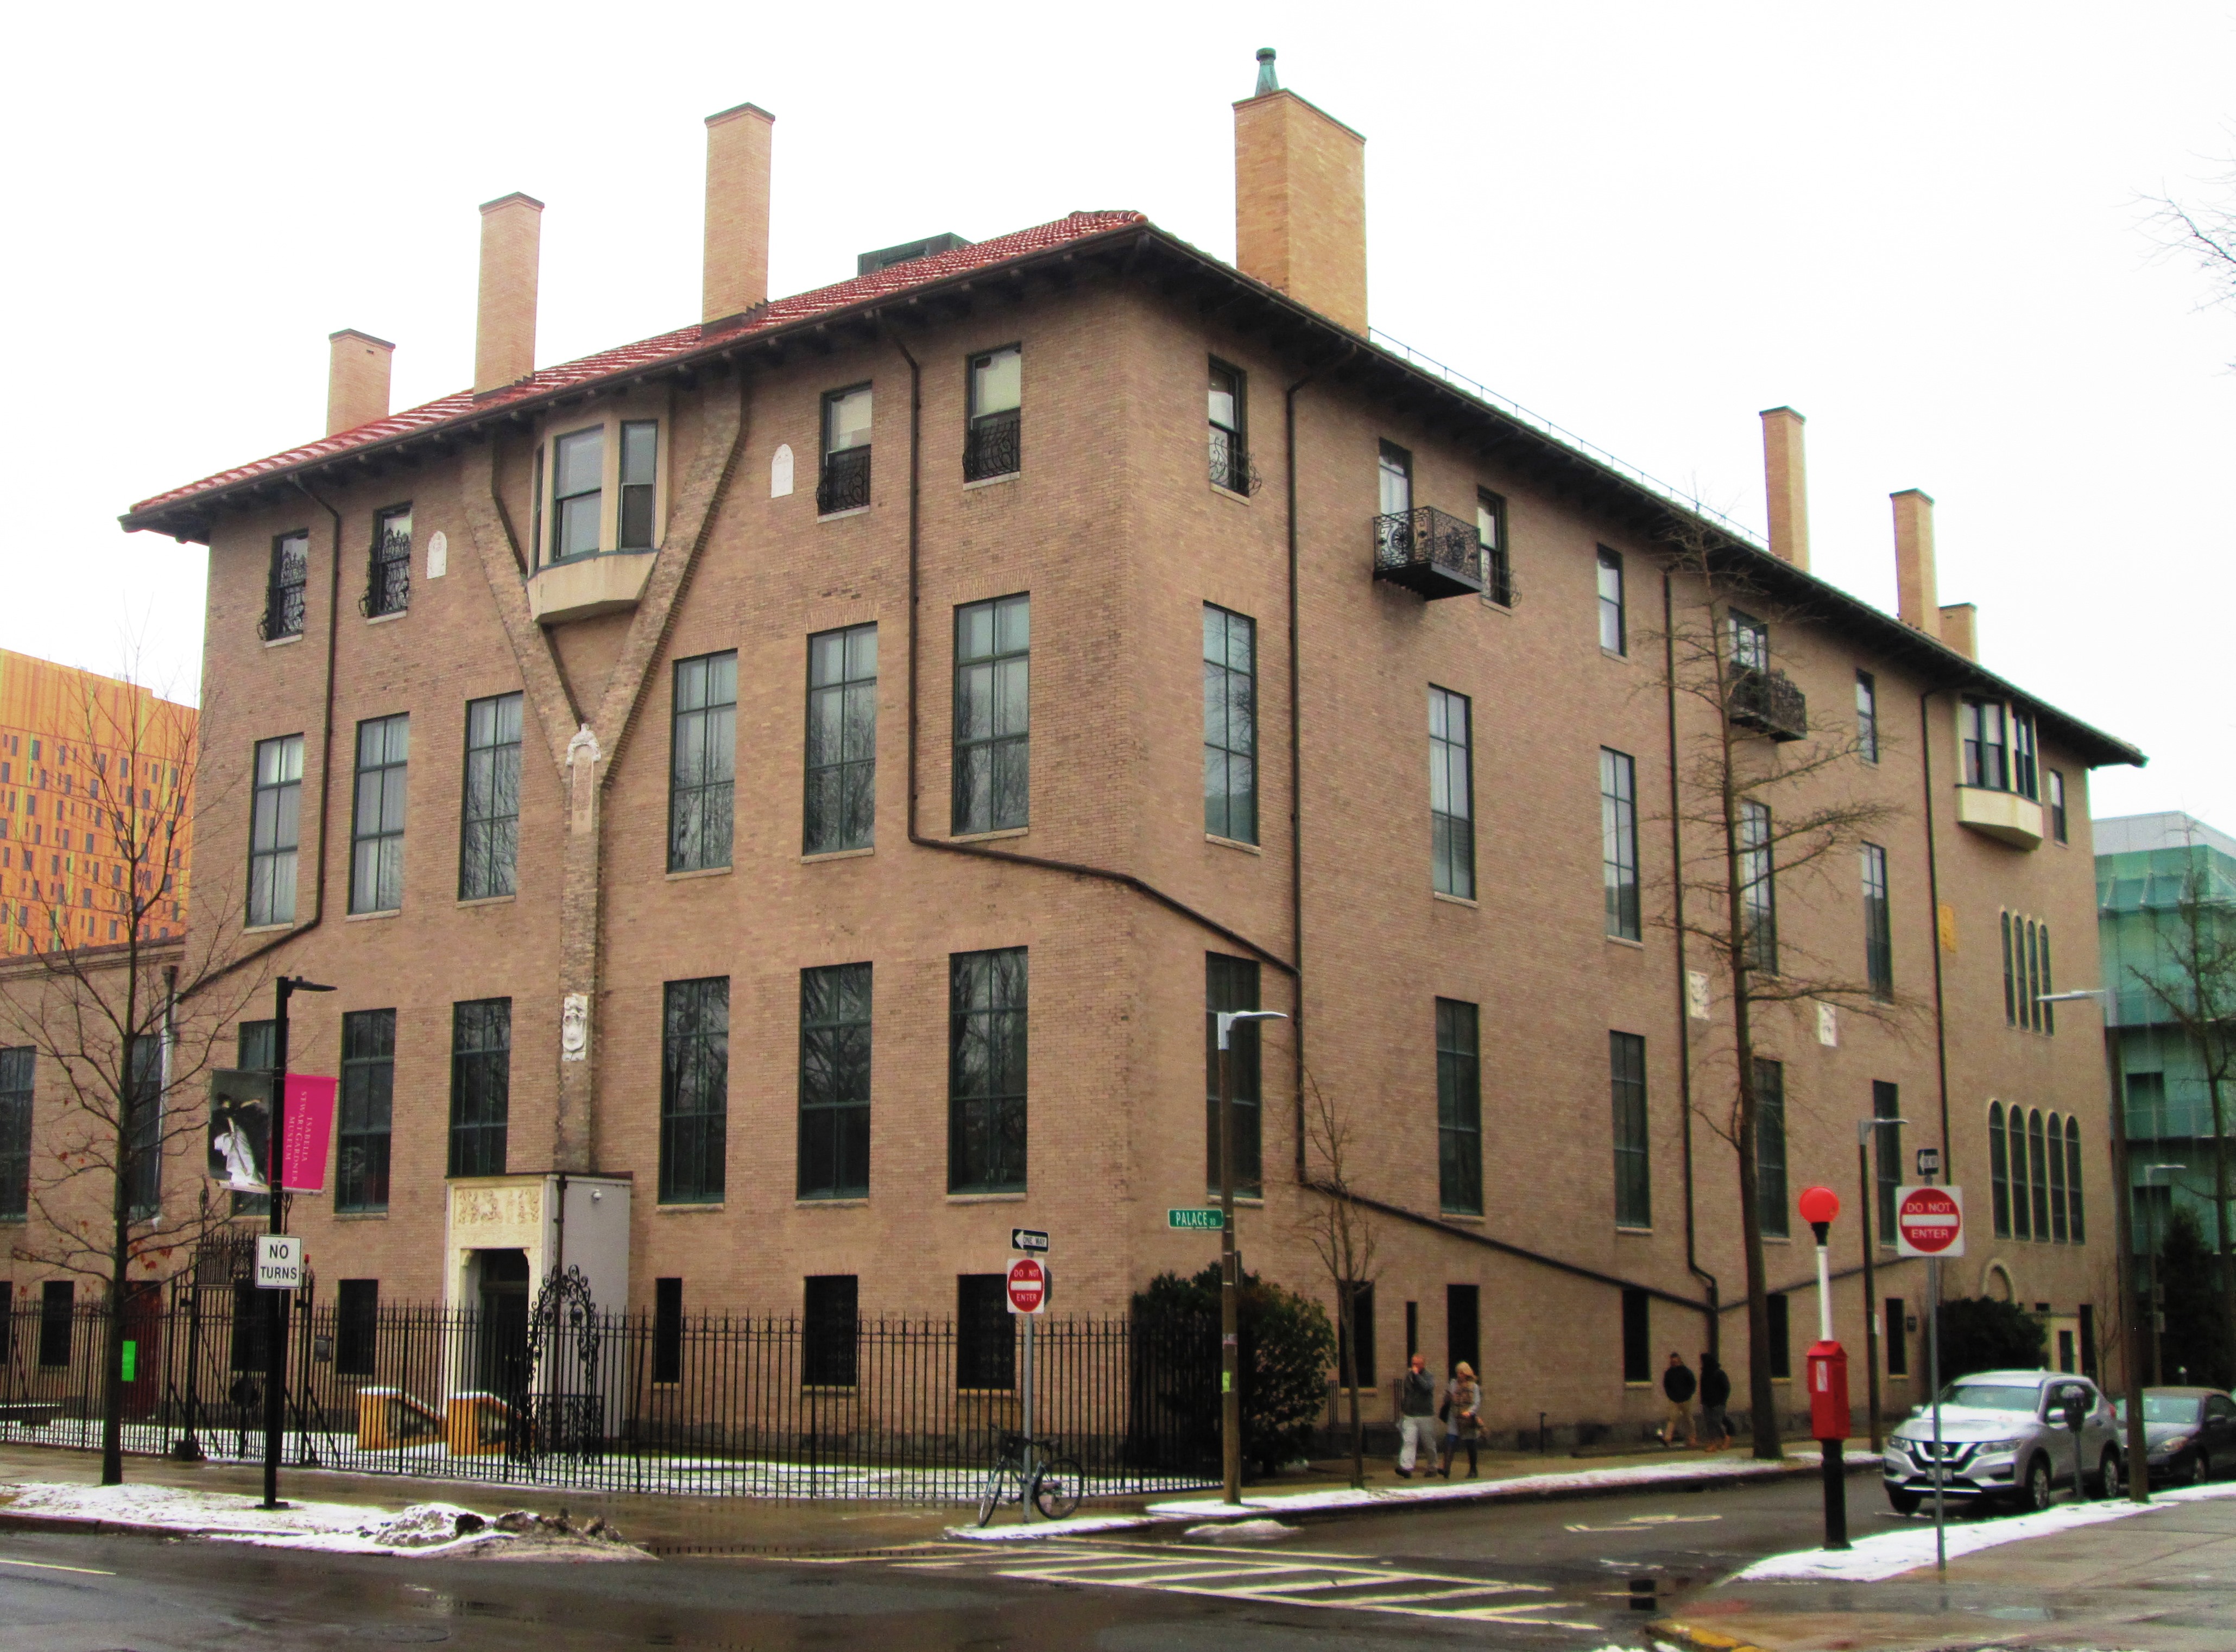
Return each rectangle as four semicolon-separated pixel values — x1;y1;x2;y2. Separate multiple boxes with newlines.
127;211;1148;521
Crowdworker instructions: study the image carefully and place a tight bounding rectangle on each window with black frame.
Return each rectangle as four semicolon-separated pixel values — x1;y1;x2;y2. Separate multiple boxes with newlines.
949;947;1026;1194
964;346;1021;482
1209;360;1249;493
798;964;871;1200
1205;954;1262;1197
2010;707;2039;800
1961;698;2008;790
956;1274;1015;1390
1855;670;1879;763
653;1277;684;1384
1596;548;1626;655
1429;686;1474;900
818;384;873;514
660;977;728;1204
1601;748;1639;940
40;1280;73;1368
460;693;522;900
448;998;511;1179
367;504;411;618
1203;606;1256;844
124;1034;161;1220
263;530;309;641
0;1045;32;1221
952;596;1029;834
803;1274;859;1387
1862;842;1893;999
1436;998;1482;1216
248;734;304;927
1476;490;1512;605
335;1279;378;1377
1873;1081;1902;1239
1611;1031;1648;1229
349;714;409;915
338;1009;395;1213
2047;769;2068;843
804;625;876;855
1755;1058;1787;1238
1739;800;1778;974
669;653;737;872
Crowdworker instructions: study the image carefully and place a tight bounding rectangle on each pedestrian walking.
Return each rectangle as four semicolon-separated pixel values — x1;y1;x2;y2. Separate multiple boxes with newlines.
1394;1352;1439;1477
1697;1352;1732;1451
1438;1362;1482;1478
1659;1351;1697;1447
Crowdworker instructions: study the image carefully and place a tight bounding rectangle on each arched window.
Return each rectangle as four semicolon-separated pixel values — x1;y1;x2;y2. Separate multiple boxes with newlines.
2066;1117;2085;1243
1989;1102;2011;1237
2010;1106;2032;1240
2048;1111;2068;1242
2028;1109;2051;1239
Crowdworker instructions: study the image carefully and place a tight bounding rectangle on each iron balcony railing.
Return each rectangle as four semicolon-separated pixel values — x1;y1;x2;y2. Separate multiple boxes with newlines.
1728;667;1808;742
817;446;872;515
963;408;1021;483
1372;505;1485;600
362;529;411;618
1209;428;1261;496
1482;550;1519;608
257;584;306;642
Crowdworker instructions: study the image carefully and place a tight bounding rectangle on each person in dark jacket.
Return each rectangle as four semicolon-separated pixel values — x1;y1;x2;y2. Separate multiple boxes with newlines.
1659;1352;1697;1446
1697;1353;1732;1451
1395;1352;1439;1477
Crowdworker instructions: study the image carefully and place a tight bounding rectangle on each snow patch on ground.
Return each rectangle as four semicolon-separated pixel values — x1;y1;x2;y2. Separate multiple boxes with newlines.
1735;1479;2236;1582
945;1513;1154;1541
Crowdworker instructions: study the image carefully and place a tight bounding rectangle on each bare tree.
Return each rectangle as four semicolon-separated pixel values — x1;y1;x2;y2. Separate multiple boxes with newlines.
1645;528;1911;1459
0;670;265;1485
1293;1070;1379;1489
2123;838;2236;1383
2144;161;2236;362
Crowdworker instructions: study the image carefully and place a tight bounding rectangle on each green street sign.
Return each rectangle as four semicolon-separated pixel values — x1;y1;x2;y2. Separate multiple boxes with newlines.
1168;1208;1227;1231
119;1340;136;1382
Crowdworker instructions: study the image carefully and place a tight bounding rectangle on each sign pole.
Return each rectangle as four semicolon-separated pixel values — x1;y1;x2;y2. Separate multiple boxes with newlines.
1022;1313;1035;1521
1928;1251;1944;1574
262;977;293;1511
1218;1029;1240;1506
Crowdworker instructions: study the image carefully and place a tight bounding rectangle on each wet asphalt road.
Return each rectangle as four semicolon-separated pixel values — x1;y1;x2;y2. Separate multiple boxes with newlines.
0;1469;1985;1651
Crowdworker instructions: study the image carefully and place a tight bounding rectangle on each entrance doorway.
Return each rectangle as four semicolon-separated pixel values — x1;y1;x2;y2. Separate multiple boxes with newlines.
472;1248;530;1397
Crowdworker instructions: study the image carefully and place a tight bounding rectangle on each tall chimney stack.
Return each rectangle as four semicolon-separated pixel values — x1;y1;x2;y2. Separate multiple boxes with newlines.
326;328;394;436
703;103;775;325
1891;489;1940;640
1233;49;1368;334
1759;406;1810;571
475;192;544;395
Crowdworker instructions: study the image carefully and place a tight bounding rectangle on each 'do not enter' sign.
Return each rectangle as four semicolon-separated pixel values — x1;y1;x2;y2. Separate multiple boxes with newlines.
1895;1185;1966;1258
1006;1256;1048;1314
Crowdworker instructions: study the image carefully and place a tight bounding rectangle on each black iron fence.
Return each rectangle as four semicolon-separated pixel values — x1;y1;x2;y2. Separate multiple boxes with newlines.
0;1280;1221;1504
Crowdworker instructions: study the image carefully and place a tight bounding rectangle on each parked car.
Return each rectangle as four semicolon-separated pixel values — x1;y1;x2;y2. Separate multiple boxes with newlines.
1884;1370;2123;1515
2113;1387;2236;1486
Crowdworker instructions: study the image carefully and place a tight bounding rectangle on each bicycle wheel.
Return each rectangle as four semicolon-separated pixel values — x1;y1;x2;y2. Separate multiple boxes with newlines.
976;1464;1008;1527
1031;1457;1084;1521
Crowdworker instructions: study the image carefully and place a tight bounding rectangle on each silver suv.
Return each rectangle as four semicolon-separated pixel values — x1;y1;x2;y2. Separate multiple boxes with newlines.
1884;1370;2123;1514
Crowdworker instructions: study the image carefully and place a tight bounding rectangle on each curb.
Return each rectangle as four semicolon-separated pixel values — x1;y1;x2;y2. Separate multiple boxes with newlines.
1647;1621;1775;1652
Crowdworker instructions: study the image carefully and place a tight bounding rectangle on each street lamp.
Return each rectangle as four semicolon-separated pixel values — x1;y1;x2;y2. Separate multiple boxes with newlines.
264;974;334;1510
1855;1113;1910;1453
2142;1164;2187;1386
2039;987;2149;1503
1216;1008;1287;1507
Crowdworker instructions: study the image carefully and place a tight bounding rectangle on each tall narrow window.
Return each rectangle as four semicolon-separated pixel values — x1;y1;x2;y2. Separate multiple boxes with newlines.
1205;955;1263;1197
1601;748;1639;940
338;1009;395;1213
1620;1288;1651;1383
1209;360;1249;493
964;346;1022;482
2065;1117;2086;1242
349;713;409;915
956;1275;1016;1389
1961;698;2008;790
2048;770;2068;843
2009;1104;2032;1240
448;998;511;1179
2039;926;2055;1033
0;1046;32;1220
263;530;309;641
1378;440;1413;516
1447;1284;1481;1377
2001;912;2017;1024
1873;1081;1901;1239
660;977;729;1205
949;947;1027;1194
1436;998;1483;1216
798;963;872;1200
618;421;658;549
1203;606;1257;844
805;624;878;855
802;1275;860;1388
1755;1058;1787;1238
2028;1109;2050;1239
248;734;304;926
653;1278;684;1384
1429;686;1475;900
1597;548;1627;655
460;694;522;901
1855;670;1879;763
952;595;1029;834
39;1280;72;1367
335;1280;378;1377
367;504;411;618
1989;1101;2011;1236
1861;843;1893;999
669;652;737;872
1727;609;1769;672
2010;708;2039;800
1740;800;1778;974
2026;920;2042;1031
552;427;604;561
1477;490;1512;605
233;1022;274;1217
817;384;873;514
1610;1030;1650;1229
2048;1110;2068;1242
123;1033;162;1220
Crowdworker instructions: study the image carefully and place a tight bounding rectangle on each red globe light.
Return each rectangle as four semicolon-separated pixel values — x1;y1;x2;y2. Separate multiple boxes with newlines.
1797;1186;1841;1226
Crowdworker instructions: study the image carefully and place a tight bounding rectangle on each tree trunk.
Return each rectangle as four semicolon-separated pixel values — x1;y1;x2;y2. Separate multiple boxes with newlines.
2209;1070;2236;1386
1342;1284;1364;1489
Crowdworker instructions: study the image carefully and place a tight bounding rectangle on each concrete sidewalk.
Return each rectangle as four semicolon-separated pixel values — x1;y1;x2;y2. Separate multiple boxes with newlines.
1654;1484;2236;1652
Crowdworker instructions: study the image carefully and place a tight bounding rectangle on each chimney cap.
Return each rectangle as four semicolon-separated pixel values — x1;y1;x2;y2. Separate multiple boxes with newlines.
327;328;395;349
705;100;774;128
1891;486;1936;505
478;191;545;216
1759;404;1805;423
1254;47;1279;96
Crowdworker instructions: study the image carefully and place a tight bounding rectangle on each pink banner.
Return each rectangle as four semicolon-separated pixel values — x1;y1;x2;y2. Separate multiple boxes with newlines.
280;1074;336;1193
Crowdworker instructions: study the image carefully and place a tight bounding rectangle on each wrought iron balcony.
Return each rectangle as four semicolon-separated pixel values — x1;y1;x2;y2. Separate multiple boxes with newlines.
963;408;1021;483
362;530;411;618
1209;428;1261;495
1728;667;1808;742
817;445;872;515
257;586;305;642
1372;506;1485;599
1482;550;1518;608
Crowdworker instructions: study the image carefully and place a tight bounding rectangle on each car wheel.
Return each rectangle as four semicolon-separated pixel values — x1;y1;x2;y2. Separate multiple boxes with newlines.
1887;1488;1921;1515
2188;1452;2209;1487
2096;1448;2123;1500
2019;1454;2053;1514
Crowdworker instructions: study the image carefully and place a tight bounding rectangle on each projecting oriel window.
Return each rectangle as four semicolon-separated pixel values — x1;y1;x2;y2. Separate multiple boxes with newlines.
1203;606;1257;844
349;714;409;915
618;421;658;549
1429;687;1474;900
805;624;877;855
552;427;604;561
1961;698;2008;791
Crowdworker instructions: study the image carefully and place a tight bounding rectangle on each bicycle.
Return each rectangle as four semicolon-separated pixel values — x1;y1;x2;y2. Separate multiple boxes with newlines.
975;1431;1084;1525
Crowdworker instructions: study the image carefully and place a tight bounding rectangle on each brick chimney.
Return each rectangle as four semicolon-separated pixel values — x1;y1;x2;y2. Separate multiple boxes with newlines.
326;328;394;436
703;102;775;326
1891;489;1940;640
1759;407;1809;571
475;192;544;395
1233;49;1367;333
1938;602;1978;660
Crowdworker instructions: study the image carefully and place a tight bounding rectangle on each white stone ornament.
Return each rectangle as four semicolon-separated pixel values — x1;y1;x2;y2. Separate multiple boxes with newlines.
770;443;794;498
562;992;590;1062
1686;970;1711;1021
426;530;448;579
1817;1002;1839;1046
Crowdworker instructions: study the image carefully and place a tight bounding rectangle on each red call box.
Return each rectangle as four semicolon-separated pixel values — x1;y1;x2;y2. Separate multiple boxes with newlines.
1807;1340;1850;1441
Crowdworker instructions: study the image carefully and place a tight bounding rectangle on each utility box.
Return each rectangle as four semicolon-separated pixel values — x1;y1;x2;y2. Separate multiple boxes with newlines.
1806;1340;1850;1441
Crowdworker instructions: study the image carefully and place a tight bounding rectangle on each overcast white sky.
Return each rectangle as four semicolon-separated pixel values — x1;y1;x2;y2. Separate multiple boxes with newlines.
5;2;2231;825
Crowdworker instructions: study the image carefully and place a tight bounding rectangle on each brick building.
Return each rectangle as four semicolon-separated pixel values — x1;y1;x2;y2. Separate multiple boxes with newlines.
96;59;2140;1436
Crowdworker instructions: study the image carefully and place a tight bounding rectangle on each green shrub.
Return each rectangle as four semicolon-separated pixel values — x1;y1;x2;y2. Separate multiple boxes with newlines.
1934;1296;2047;1383
1132;1265;1334;1476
